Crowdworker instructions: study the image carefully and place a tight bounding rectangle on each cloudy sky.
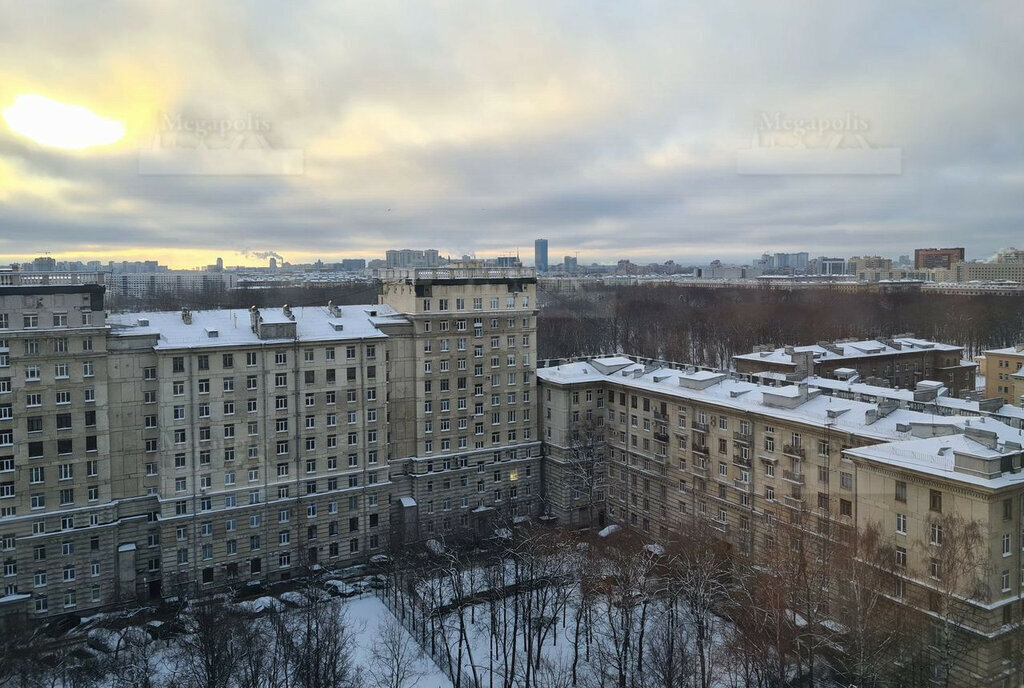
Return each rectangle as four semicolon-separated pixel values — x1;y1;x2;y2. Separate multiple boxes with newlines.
0;1;1022;268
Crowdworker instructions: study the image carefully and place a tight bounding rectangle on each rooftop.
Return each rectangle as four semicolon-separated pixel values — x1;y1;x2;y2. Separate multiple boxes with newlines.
108;304;407;349
735;337;964;368
539;358;1024;487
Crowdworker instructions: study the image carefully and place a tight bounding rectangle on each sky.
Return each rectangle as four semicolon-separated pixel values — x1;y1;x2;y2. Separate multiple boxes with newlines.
0;1;1022;269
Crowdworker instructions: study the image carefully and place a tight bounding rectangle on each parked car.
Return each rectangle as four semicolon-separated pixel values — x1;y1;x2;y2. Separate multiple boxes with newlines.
324;579;357;597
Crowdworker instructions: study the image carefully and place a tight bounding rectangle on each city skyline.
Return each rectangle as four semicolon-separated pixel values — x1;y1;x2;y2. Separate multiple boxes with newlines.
0;241;1017;272
2;3;1023;266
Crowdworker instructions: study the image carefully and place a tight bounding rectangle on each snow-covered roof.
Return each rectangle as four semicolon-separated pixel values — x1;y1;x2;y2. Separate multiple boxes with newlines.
539;358;1024;486
538;361;925;442
846;420;1024;489
735;337;963;368
108;304;408;350
984;345;1024;356
803;375;1024;426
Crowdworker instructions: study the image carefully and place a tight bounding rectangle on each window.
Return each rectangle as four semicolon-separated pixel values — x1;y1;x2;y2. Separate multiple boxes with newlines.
929;490;942;513
896;513;907;534
931;522;944;547
895;546;907;568
895;480;907;503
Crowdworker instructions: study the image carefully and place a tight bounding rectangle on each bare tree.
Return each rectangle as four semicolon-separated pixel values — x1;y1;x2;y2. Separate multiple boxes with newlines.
643;596;696;688
663;521;730;688
564;417;607;528
175;598;244;688
367;615;425;688
588;530;658;688
830;525;930;687
919;513;990;687
279;592;363;688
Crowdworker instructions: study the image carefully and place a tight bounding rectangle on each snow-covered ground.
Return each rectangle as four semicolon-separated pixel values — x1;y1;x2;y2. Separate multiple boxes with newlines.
347;594;453;688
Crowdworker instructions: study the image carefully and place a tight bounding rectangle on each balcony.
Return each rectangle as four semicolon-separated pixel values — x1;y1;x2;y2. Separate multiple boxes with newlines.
782;444;806;459
733;478;752;492
782;470;805;485
784;494;805;510
732;454;751;468
691;442;709;456
711;520;731;535
691;461;709;474
733;431;753;444
654;430;670;443
692;420;709;433
653;411;668;422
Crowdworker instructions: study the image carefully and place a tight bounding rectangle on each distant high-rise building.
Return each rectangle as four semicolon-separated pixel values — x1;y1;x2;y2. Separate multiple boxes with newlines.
385;249;442;268
809;256;845;275
915;247;964;269
773;252;809;271
563;255;578;274
994;247;1024;264
339;258;366;271
269;257;277;270
534;239;548;272
31;256;57;271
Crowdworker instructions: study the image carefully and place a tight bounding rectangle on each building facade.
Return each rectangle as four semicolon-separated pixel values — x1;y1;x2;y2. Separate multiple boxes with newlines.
984;346;1024;406
538;357;1024;685
915;247;965;270
0;266;541;622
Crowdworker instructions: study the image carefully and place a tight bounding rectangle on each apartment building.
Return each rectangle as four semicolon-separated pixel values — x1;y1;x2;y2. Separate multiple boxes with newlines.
734;336;976;395
539;357;1024;685
0;283;121;618
378;267;542;542
915;247;965;270
984;346;1024;406
106;271;238;300
0;266;541;623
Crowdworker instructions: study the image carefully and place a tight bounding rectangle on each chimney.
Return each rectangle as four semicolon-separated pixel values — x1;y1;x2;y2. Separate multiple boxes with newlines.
181;308;192;325
249;305;260;333
283;304;294;320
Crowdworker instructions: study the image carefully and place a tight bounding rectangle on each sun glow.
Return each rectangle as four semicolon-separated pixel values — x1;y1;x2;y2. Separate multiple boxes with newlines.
2;94;125;150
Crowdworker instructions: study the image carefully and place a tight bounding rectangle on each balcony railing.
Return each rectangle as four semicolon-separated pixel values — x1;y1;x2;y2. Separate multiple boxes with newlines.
654;431;670;443
783;444;806;459
784;494;805;510
692;421;709;433
711;520;731;535
732;455;751;468
733;431;753;444
691;442;709;456
653;411;668;422
783;470;805;485
733;478;752;492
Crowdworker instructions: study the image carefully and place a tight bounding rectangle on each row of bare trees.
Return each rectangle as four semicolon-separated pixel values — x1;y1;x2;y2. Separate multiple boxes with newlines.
0;579;412;688
386;503;1003;688
538;284;1024;364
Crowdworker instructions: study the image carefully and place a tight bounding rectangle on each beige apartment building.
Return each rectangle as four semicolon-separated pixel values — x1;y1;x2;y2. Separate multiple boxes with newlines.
0;265;541;622
378;266;543;542
985;346;1024;406
734;337;976;395
539;357;1024;685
